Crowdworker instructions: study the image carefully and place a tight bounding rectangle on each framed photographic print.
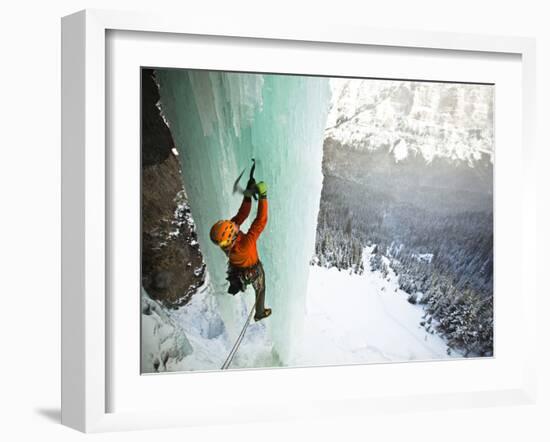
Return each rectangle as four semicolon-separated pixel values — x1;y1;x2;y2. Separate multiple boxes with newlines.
141;67;495;374
61;9;537;432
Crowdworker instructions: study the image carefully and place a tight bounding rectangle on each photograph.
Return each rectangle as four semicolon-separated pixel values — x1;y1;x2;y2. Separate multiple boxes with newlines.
140;67;494;373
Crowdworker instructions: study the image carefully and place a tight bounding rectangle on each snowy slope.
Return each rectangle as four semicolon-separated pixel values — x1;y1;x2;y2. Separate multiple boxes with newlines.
291;247;457;366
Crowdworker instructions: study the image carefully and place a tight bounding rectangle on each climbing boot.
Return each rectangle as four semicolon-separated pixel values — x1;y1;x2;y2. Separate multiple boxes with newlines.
254;308;272;322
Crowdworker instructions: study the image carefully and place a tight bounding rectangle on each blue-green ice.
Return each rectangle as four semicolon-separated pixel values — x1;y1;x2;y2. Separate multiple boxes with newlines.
156;70;331;364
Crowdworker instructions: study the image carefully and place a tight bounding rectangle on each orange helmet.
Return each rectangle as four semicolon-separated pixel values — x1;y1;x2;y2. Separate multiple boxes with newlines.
210;220;238;248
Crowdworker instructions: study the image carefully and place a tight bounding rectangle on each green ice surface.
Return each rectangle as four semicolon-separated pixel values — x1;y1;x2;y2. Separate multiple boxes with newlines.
156;69;331;364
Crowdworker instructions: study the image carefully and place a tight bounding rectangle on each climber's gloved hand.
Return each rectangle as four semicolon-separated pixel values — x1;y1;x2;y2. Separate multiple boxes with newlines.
244;177;257;198
255;181;267;199
246;177;256;190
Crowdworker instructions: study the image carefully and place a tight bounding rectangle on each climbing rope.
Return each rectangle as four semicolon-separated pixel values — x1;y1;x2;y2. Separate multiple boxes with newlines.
221;299;258;370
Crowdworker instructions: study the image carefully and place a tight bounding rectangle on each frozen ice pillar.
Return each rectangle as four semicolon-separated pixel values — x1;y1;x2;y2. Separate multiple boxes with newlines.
156;70;331;364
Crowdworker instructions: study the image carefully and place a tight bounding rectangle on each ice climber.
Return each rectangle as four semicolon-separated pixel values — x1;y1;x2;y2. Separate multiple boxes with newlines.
209;178;272;322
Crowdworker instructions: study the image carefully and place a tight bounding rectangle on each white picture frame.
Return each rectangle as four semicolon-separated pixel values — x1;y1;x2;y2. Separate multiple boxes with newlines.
61;9;537;433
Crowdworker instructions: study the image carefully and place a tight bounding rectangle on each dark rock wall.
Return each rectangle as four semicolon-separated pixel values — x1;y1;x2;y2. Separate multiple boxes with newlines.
141;69;206;308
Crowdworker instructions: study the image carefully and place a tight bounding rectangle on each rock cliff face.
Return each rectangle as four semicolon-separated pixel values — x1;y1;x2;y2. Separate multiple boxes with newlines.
322;136;493;214
327;79;494;166
141;69;206;308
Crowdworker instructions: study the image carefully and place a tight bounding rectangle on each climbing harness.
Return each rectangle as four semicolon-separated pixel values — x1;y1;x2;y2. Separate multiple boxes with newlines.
221;297;258;370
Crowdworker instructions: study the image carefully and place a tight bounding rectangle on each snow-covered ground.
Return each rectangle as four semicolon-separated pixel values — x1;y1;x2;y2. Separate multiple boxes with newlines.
292;247;457;367
141;246;458;373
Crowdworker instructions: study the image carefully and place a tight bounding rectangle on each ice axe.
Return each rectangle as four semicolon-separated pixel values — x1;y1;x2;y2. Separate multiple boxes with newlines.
233;168;246;195
232;158;257;200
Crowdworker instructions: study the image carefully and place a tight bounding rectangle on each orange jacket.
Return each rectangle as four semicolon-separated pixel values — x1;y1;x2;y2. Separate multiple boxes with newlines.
228;196;268;268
